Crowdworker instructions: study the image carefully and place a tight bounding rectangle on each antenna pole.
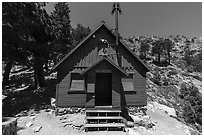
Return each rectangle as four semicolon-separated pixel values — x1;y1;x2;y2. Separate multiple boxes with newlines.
112;2;122;46
115;5;119;45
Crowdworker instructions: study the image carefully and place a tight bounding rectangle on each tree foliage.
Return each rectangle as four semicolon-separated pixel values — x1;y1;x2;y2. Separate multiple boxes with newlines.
2;2;53;88
71;24;91;47
183;43;202;72
139;39;150;59
180;83;202;128
152;38;164;64
151;37;174;65
2;2;92;88
163;38;174;64
50;2;72;60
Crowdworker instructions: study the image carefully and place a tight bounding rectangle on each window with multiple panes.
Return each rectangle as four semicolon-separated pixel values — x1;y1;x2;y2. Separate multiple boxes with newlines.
68;73;85;94
68;72;136;94
122;74;136;94
87;83;95;93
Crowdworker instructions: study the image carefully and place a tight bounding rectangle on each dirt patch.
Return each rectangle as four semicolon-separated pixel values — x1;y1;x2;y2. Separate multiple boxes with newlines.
16;109;127;135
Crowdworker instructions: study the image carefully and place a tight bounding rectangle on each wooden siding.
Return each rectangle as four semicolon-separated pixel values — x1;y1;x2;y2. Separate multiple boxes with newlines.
85;70;95;107
57;25;146;76
55;84;59;106
56;69;87;107
57;94;86;107
85;61;122;107
112;69;121;107
124;71;147;106
55;25;147;107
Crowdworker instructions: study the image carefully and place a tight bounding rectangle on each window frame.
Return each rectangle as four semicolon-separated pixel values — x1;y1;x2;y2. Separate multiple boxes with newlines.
86;83;95;94
122;73;137;94
68;72;86;94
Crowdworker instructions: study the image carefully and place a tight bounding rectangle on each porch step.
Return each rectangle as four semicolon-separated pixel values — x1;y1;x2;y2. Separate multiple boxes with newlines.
86;109;121;113
85;123;125;128
85;108;125;132
86;116;123;120
84;123;125;132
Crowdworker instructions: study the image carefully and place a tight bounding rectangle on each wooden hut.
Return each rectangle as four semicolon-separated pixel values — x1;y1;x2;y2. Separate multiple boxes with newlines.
50;21;149;109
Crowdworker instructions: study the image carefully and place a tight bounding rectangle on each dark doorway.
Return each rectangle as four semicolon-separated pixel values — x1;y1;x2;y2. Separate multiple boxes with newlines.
95;73;112;106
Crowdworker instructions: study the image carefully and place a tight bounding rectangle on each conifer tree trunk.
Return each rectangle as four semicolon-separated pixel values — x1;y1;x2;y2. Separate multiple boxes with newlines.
34;55;45;89
168;51;171;65
144;51;146;59
44;60;49;71
2;59;13;87
158;53;161;64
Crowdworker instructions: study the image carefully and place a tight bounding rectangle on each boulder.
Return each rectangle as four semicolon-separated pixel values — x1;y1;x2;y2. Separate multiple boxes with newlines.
73;119;84;127
26;121;33;127
128;128;140;135
126;121;134;127
146;122;155;129
147;72;154;79
29;116;36;120
48;110;54;116
67;119;74;122
80;108;85;113
60;116;67;120
62;122;72;127
50;98;56;109
58;108;68;116
58;108;65;113
2;117;17;135
33;126;42;133
61;119;68;123
130;115;142;123
142;115;150;123
138;126;146;131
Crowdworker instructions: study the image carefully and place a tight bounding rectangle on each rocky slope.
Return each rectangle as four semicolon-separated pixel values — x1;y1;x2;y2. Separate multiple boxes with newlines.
2;35;202;135
123;35;202;134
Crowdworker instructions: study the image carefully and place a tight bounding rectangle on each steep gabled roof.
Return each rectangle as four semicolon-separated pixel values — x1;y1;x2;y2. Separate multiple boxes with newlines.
80;57;128;76
49;21;150;74
102;23;150;72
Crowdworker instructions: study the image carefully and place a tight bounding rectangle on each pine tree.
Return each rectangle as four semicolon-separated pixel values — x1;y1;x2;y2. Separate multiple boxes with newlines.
71;24;91;47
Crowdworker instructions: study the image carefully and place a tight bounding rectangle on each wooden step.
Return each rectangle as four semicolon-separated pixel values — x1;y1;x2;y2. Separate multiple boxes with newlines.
86;109;121;113
94;106;113;108
85;123;125;128
86;116;123;120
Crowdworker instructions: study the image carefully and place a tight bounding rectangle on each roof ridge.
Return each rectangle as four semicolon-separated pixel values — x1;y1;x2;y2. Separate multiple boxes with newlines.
49;22;104;74
49;21;150;74
80;57;128;76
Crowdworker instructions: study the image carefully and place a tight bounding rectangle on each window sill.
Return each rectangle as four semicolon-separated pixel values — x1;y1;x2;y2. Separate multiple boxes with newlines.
87;91;94;94
67;90;86;94
124;91;137;94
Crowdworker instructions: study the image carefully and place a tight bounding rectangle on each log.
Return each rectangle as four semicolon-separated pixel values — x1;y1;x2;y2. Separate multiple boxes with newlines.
2;117;17;135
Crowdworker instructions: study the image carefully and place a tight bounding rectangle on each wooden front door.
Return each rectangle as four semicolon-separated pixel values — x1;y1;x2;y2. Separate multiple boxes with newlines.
95;73;112;106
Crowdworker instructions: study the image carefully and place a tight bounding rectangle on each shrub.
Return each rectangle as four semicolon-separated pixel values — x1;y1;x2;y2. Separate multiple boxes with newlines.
167;70;179;77
179;82;190;98
183;101;196;124
180;83;202;127
151;72;162;86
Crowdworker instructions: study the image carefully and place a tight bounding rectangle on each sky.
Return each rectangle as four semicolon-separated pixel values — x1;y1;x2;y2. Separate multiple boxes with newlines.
45;2;202;38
